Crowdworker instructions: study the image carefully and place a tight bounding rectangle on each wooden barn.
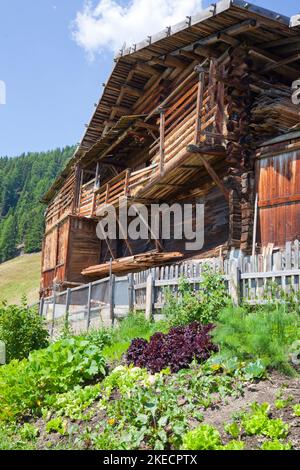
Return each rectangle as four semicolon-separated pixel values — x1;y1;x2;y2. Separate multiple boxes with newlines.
41;0;300;296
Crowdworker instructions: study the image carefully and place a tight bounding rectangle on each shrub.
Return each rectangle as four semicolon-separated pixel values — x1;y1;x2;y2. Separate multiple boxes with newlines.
163;268;229;327
127;322;218;373
0;302;49;362
0;337;106;422
181;424;221;450
212;305;300;374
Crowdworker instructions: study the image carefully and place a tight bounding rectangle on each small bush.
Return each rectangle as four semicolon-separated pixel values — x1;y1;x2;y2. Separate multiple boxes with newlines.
0;302;49;362
212;305;300;374
163;268;229;327
127;322;217;373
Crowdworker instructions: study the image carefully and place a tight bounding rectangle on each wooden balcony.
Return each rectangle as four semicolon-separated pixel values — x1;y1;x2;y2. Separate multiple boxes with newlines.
77;165;158;218
76;67;225;218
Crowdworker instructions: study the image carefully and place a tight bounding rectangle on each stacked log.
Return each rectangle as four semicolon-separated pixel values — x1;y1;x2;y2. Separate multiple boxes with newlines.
224;46;256;251
250;82;300;138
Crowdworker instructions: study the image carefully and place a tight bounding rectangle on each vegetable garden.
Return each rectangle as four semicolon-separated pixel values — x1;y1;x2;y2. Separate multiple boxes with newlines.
0;271;299;451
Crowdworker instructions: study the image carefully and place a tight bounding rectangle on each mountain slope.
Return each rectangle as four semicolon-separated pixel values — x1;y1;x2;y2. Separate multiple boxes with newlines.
0;252;41;305
0;146;74;263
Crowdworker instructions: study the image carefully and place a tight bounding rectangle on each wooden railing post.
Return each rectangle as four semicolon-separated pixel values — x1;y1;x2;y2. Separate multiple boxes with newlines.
128;273;134;312
229;260;241;306
145;273;154;320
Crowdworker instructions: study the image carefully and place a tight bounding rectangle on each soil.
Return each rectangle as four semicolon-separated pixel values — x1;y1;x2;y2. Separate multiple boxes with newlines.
202;371;300;449
32;371;300;450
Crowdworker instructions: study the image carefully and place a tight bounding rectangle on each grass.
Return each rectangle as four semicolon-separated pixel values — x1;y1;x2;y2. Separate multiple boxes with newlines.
0;253;41;305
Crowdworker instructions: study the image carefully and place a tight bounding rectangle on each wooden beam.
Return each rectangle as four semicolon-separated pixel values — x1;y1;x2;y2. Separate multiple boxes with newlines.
121;84;144;98
194;66;207;144
159;108;166;176
249;48;300;78
149;55;185;69
263;35;300;49
187;145;228;200
111;105;132;116
187;144;226;157
145;68;198;121
217;32;239;47
135;121;158;132
98;125;135;162
116;213;133;256
197;155;229;201
261;52;300;73
195;19;258;47
130;206;164;252
134;62;160;76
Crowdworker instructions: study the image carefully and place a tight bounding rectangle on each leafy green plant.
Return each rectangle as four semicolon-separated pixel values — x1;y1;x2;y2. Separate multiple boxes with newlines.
263;419;289;439
44;384;101;420
46;417;67;435
0;302;49;362
224;421;240;439
181;424;221;450
0;337;106;422
163;268;229;327
275;398;293;410
261;440;292;450
212;305;300;374
292;404;300;417
19;423;39;441
221;440;244;450
240;402;289;439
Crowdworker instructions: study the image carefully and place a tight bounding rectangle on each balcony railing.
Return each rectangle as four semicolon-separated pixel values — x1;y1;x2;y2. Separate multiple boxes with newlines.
77;165;158;217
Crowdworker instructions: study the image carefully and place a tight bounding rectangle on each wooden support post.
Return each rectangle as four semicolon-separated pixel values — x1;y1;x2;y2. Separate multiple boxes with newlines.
77;169;84;210
194;66;206;145
131;206;164;252
116;212;133;256
65;288;71;323
86;283;92;331
128;273;134;312
229;260;241;307
187;148;229;201
252;193;258;257
159;108;166;176
145;273;154;320
91;162;101;217
124;169;131;197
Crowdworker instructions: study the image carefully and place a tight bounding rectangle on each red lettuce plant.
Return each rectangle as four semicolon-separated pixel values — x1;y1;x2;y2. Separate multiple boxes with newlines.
126;322;217;373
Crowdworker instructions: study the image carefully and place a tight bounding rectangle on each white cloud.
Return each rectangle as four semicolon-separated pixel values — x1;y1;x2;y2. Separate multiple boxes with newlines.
71;0;203;59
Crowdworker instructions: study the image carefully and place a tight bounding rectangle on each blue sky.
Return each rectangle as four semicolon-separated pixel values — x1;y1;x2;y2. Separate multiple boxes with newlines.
0;0;298;157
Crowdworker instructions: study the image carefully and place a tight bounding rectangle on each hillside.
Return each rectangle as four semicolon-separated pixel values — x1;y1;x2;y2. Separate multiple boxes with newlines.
0;146;74;264
0;253;41;305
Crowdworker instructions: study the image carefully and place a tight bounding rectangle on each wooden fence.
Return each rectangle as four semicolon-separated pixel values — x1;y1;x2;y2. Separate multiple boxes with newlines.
39;241;300;336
